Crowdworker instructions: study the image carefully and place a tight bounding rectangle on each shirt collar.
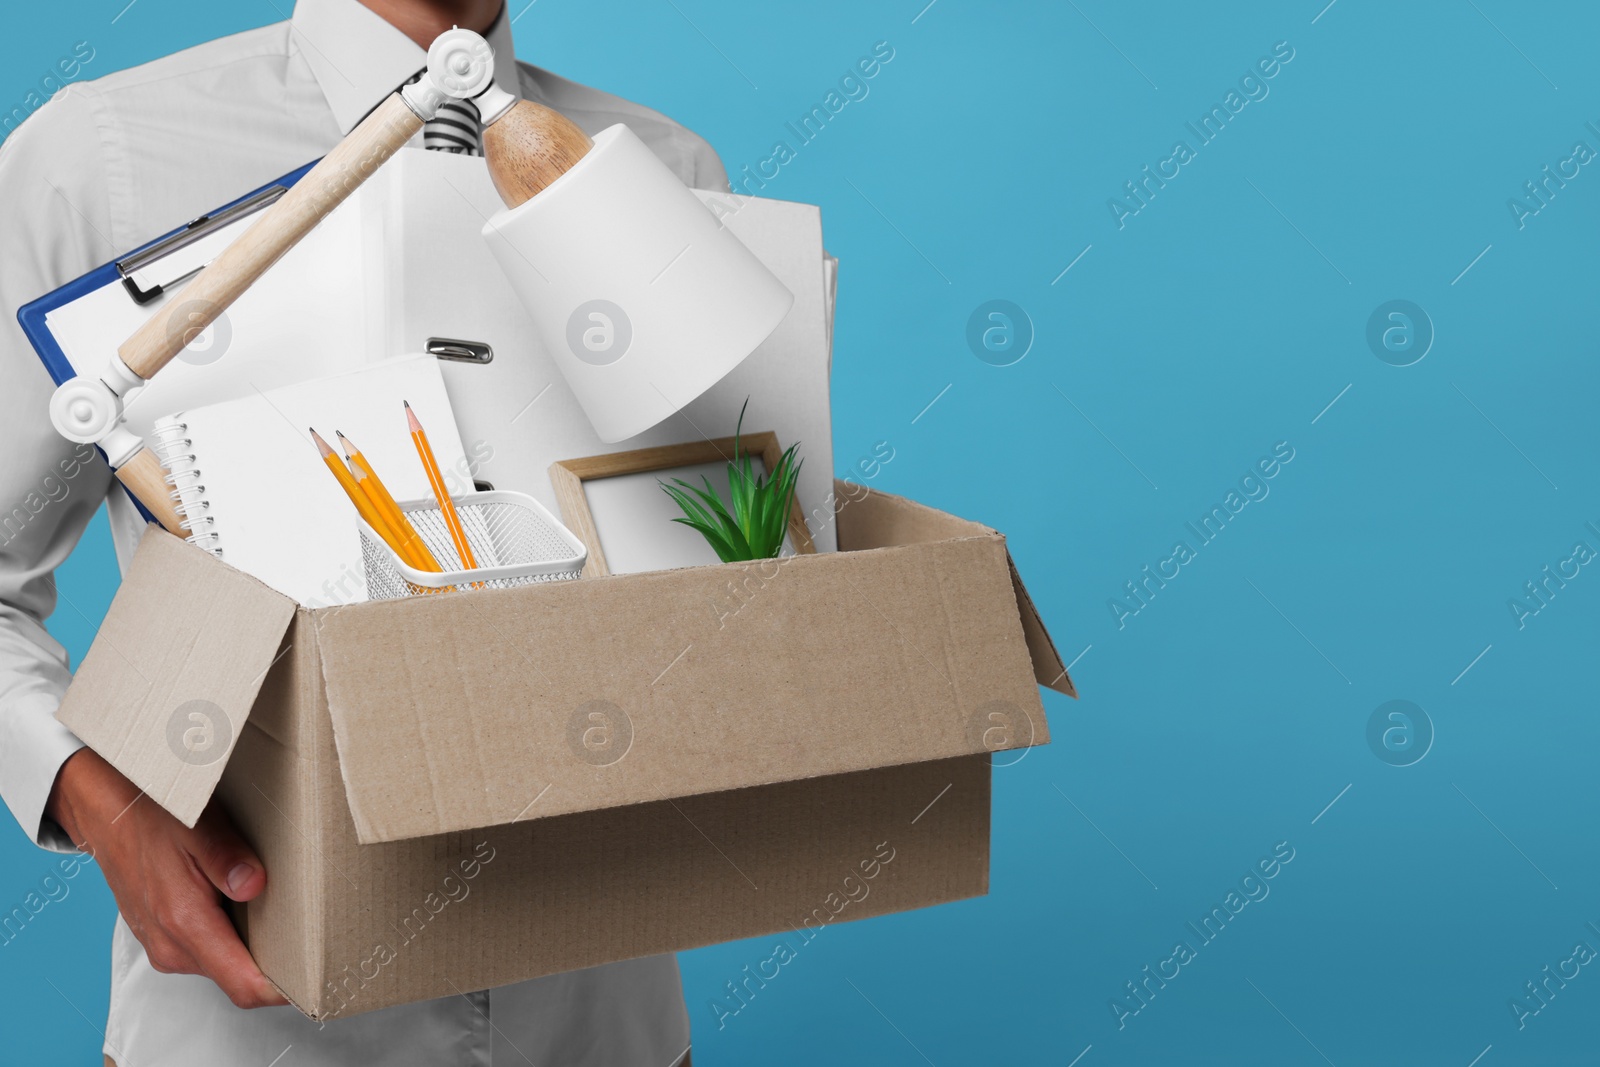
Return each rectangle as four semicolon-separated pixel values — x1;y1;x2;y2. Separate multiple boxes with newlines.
292;0;522;134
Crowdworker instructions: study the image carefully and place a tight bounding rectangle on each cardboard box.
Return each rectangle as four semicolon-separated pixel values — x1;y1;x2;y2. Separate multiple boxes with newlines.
57;482;1073;1018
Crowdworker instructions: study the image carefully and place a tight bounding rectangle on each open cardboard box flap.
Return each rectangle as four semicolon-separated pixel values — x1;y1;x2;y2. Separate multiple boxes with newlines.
56;529;297;828
833;482;1075;699
59;484;1072;842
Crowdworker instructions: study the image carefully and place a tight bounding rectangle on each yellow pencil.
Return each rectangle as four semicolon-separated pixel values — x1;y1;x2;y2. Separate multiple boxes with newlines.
405;401;477;571
311;429;410;561
337;431;441;572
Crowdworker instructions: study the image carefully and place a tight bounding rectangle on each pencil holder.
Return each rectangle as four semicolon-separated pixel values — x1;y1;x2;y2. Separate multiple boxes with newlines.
360;489;587;599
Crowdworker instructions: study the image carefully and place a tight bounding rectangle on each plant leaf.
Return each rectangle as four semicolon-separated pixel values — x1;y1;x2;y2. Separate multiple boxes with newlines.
661;480;742;561
657;397;805;563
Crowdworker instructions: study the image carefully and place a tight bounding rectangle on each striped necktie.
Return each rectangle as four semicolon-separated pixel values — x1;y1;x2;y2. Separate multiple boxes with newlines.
423;96;482;156
401;70;483;155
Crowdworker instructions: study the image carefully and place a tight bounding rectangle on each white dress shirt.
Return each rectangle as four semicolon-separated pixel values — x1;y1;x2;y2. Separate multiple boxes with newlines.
0;1;727;1062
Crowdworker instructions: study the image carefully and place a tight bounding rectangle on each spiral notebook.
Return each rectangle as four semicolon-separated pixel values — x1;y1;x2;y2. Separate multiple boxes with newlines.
151;354;470;607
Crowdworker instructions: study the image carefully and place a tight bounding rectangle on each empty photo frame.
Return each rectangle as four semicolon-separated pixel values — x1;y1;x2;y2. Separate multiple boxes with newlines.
549;433;818;578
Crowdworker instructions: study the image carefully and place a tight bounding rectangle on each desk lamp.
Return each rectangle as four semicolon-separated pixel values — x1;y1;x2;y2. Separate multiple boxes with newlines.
47;29;793;535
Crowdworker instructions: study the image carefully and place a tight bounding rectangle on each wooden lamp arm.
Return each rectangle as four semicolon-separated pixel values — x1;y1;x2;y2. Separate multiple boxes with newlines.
117;93;424;381
115;448;184;534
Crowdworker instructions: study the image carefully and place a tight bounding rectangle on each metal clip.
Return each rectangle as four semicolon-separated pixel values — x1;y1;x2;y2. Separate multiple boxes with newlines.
116;185;290;305
426;337;494;365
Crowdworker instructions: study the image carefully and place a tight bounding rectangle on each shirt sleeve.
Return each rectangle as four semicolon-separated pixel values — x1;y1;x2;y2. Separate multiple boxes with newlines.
0;84;119;851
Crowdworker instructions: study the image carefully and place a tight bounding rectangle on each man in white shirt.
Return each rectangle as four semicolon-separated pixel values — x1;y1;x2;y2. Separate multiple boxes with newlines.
0;1;725;1062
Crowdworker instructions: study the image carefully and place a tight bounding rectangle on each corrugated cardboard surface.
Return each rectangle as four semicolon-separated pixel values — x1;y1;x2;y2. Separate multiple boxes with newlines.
834;479;993;550
213;621;325;1005
1009;559;1077;697
835;481;1074;697
56;529;297;827
245;729;989;1019
313;530;1046;844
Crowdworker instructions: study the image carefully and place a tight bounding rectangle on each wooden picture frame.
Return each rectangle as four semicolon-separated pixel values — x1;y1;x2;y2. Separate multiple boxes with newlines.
550;433;818;578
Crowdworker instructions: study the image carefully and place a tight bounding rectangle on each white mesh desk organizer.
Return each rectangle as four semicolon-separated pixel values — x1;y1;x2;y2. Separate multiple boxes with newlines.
361;490;587;600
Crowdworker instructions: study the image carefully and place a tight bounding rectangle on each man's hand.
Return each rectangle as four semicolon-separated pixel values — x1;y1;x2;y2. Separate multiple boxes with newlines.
46;748;286;1009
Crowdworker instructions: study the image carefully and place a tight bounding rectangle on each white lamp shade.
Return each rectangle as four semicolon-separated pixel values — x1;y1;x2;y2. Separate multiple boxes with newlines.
481;124;794;443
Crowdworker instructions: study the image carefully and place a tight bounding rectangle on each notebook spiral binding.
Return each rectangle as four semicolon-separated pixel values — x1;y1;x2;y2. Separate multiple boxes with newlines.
151;417;223;556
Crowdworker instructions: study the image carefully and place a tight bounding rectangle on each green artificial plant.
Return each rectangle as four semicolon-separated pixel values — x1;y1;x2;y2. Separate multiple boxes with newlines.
660;402;802;563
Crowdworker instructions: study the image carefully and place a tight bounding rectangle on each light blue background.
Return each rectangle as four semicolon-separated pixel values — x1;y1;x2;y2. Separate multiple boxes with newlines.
5;1;1598;1063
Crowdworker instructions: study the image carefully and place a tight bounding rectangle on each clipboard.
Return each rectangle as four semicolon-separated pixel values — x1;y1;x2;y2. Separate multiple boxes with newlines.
19;160;317;391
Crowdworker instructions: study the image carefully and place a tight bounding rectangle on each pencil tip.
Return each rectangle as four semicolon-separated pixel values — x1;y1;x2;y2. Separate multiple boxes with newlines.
309;428;333;455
